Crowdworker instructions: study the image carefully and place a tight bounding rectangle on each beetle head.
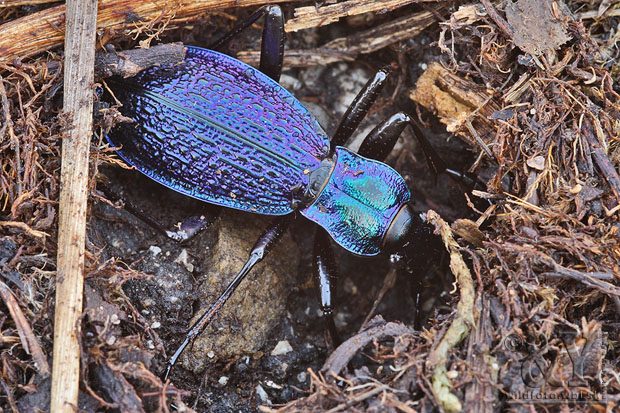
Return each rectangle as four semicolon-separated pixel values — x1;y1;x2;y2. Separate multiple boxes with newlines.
383;204;434;253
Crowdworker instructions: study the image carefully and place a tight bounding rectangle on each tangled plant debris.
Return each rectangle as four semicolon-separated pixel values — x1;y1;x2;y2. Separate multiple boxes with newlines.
0;0;619;411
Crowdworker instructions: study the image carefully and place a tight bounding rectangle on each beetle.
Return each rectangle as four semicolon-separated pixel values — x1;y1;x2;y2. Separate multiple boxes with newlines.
103;6;481;380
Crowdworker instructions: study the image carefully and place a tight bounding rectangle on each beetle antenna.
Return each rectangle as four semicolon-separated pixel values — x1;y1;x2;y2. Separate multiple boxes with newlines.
163;215;291;381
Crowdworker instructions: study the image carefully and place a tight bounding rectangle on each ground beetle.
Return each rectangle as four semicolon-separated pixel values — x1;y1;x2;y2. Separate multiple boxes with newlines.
103;6;481;380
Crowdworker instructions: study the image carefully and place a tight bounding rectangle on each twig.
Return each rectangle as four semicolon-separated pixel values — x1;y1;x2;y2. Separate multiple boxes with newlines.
0;0;289;62
581;116;620;203
425;210;475;413
325;385;390;413
360;268;397;329
0;0;57;6
0;76;21;196
0;279;50;376
480;0;514;38
542;268;620;296
239;9;439;67
50;0;98;412
285;0;427;32
321;316;415;380
95;43;186;79
0;221;48;239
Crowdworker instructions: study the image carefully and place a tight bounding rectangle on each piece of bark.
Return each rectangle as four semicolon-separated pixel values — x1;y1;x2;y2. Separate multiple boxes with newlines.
0;0;289;63
92;362;146;413
505;0;571;56
463;296;498;413
410;62;499;148
285;0;430;32
0;280;50;377
95;43;186;79
239;9;439;67
50;0;98;412
321;316;415;380
581;117;620;203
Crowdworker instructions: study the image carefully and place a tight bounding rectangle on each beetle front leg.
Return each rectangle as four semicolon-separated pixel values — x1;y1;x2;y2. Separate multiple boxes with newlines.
331;67;392;150
358;112;410;161
358;113;490;199
313;228;341;346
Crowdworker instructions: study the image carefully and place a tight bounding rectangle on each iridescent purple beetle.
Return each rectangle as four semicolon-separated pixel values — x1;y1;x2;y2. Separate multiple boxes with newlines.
105;6;476;379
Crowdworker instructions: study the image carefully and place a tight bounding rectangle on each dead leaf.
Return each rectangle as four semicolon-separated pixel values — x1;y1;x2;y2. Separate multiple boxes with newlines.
505;0;571;56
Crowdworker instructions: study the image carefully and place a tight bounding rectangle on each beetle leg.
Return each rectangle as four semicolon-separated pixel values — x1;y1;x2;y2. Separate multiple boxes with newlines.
358;112;410;161
98;184;219;243
331;67;393;150
408;119;491;198
163;215;291;381
313;228;341;346
259;6;285;82
209;6;271;50
358;113;490;198
208;5;284;82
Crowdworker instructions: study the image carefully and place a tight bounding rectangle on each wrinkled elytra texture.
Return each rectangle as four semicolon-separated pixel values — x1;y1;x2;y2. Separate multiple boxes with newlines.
107;46;330;215
181;211;299;373
107;46;413;256
301;147;410;255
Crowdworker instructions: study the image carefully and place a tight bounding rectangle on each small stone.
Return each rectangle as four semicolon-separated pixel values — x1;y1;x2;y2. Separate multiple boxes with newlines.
265;380;282;389
151;321;161;329
149;245;161;256
271;340;293;356
218;376;229;386
174;249;194;272
255;385;271;405
297;372;307;383
279;74;302;91
526;155;545;171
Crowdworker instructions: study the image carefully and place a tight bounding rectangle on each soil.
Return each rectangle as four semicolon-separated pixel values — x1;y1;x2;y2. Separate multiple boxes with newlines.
2;1;618;412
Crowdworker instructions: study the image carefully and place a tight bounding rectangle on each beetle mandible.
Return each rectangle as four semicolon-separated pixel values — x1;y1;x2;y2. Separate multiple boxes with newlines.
103;6;478;380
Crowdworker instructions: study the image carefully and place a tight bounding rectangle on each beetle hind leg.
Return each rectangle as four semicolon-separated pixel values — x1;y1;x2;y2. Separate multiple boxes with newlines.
208;5;284;82
98;183;219;243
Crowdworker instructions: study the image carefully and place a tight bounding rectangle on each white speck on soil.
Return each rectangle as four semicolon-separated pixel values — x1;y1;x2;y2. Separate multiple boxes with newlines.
271;340;293;356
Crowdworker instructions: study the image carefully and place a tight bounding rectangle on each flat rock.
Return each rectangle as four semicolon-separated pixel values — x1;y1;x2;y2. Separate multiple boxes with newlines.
181;210;299;373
